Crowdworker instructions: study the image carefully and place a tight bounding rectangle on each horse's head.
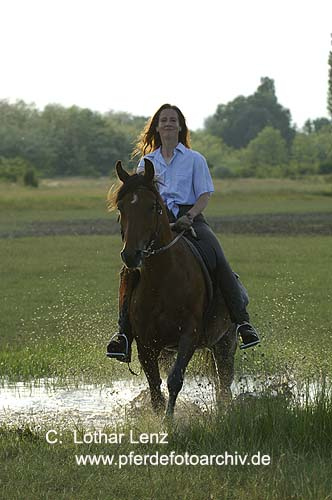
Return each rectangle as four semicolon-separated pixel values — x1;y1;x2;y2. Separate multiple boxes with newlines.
114;159;165;268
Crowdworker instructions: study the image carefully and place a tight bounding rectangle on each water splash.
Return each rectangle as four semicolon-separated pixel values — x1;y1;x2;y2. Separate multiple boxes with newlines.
1;374;328;430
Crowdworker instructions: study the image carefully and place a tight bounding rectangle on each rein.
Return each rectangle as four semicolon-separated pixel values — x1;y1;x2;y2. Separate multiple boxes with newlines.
142;230;185;258
141;191;185;257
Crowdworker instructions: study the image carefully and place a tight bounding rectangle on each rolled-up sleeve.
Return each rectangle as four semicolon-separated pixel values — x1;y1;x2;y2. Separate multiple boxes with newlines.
192;152;214;198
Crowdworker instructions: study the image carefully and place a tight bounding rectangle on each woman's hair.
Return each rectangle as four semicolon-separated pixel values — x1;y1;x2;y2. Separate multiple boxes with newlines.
132;104;191;158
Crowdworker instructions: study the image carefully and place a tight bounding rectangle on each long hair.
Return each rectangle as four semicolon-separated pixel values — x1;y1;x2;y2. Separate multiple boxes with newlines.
132;104;191;158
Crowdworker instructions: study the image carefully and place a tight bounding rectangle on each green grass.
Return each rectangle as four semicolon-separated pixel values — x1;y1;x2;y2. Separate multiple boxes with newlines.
1;388;332;499
0;177;115;233
0;176;331;233
0;175;331;381
210;177;332;216
0;235;127;381
1;233;331;381
1;176;331;499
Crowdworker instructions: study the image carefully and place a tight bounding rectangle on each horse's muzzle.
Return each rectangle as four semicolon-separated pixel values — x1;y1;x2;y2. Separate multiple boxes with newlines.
121;249;143;269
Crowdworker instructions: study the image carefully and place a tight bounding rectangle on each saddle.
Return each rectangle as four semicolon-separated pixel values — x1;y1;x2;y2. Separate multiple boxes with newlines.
181;234;215;321
181;232;249;323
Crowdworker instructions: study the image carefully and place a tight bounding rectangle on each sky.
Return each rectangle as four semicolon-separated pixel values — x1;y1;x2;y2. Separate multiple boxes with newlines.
1;0;331;130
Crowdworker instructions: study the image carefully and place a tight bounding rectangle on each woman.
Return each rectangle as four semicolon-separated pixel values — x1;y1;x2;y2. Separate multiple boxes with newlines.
107;104;260;362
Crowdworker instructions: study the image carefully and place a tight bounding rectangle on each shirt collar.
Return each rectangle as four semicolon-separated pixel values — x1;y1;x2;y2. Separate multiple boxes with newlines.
155;142;186;155
175;142;186;154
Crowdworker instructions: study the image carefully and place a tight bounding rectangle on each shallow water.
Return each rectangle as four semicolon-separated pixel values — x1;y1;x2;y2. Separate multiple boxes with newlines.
0;376;216;428
0;375;328;429
0;378;146;429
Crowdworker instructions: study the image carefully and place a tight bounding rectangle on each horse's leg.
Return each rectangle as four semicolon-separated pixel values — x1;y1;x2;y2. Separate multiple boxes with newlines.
166;334;197;418
137;344;165;414
212;325;237;405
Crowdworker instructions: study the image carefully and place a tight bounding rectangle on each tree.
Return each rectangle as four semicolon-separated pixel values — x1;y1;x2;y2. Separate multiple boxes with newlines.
191;131;238;177
191;131;229;169
0;156;38;185
0;100;39;159
291;124;332;175
290;133;318;174
313;124;332;165
0;100;145;178
204;77;295;149
303;117;331;134
39;105;133;176
243;126;288;175
328;33;332;117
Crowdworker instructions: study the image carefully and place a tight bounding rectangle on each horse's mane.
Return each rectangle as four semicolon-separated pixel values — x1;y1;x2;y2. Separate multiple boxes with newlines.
107;173;161;211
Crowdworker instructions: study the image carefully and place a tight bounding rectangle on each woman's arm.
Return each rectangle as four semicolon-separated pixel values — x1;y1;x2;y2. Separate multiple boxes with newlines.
186;192;211;220
172;192;211;231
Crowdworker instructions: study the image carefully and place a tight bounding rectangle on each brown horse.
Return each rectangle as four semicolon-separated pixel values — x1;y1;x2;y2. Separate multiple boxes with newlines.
111;159;237;417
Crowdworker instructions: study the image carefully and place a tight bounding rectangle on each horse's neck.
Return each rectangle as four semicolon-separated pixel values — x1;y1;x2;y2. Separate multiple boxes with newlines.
142;217;176;277
159;215;173;244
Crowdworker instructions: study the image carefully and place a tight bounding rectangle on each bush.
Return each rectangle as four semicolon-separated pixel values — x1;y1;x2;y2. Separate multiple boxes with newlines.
0;157;39;187
23;167;39;187
212;165;236;179
319;161;332;175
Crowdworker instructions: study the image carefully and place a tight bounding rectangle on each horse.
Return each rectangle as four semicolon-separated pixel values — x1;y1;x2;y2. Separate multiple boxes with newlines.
110;159;237;417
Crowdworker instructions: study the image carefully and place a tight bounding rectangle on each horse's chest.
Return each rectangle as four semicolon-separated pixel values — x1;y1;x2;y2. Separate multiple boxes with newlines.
131;292;190;338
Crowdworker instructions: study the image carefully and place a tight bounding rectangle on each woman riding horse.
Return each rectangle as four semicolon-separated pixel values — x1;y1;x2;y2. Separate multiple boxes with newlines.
107;104;260;362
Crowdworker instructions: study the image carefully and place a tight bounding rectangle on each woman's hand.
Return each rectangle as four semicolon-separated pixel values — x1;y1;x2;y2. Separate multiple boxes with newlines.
172;214;193;232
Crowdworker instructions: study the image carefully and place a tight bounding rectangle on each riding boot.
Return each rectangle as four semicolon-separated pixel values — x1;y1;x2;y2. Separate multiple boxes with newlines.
217;255;260;349
106;297;133;362
106;267;139;362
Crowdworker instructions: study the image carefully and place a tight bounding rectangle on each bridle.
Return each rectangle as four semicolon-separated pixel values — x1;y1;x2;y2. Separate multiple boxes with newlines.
119;187;185;259
143;229;185;258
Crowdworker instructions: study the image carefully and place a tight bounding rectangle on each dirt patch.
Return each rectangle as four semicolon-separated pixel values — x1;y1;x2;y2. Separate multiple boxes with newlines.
208;212;332;236
1;212;332;239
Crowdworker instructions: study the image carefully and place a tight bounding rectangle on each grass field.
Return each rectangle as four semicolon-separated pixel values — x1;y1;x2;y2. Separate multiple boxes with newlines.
0;175;331;233
1;390;332;500
1;176;332;499
1;175;331;380
1;233;331;381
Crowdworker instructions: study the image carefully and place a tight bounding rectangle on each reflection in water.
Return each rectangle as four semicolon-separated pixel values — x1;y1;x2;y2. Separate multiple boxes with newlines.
1;378;147;429
0;375;327;429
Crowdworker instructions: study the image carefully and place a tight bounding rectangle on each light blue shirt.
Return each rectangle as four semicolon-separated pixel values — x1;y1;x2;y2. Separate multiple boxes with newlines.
137;143;214;217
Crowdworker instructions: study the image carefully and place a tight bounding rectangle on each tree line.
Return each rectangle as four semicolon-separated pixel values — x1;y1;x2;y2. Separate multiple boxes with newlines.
0;74;331;185
0;102;146;184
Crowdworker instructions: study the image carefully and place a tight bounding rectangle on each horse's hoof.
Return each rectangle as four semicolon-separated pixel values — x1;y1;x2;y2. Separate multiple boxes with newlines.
162;413;174;426
163;404;175;423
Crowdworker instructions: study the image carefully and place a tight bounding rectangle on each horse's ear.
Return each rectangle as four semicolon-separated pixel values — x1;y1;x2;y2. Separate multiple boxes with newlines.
115;161;130;183
144;159;155;183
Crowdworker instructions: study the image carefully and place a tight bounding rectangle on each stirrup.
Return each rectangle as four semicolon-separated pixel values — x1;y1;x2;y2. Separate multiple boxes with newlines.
236;322;260;350
106;333;129;359
239;339;260;350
